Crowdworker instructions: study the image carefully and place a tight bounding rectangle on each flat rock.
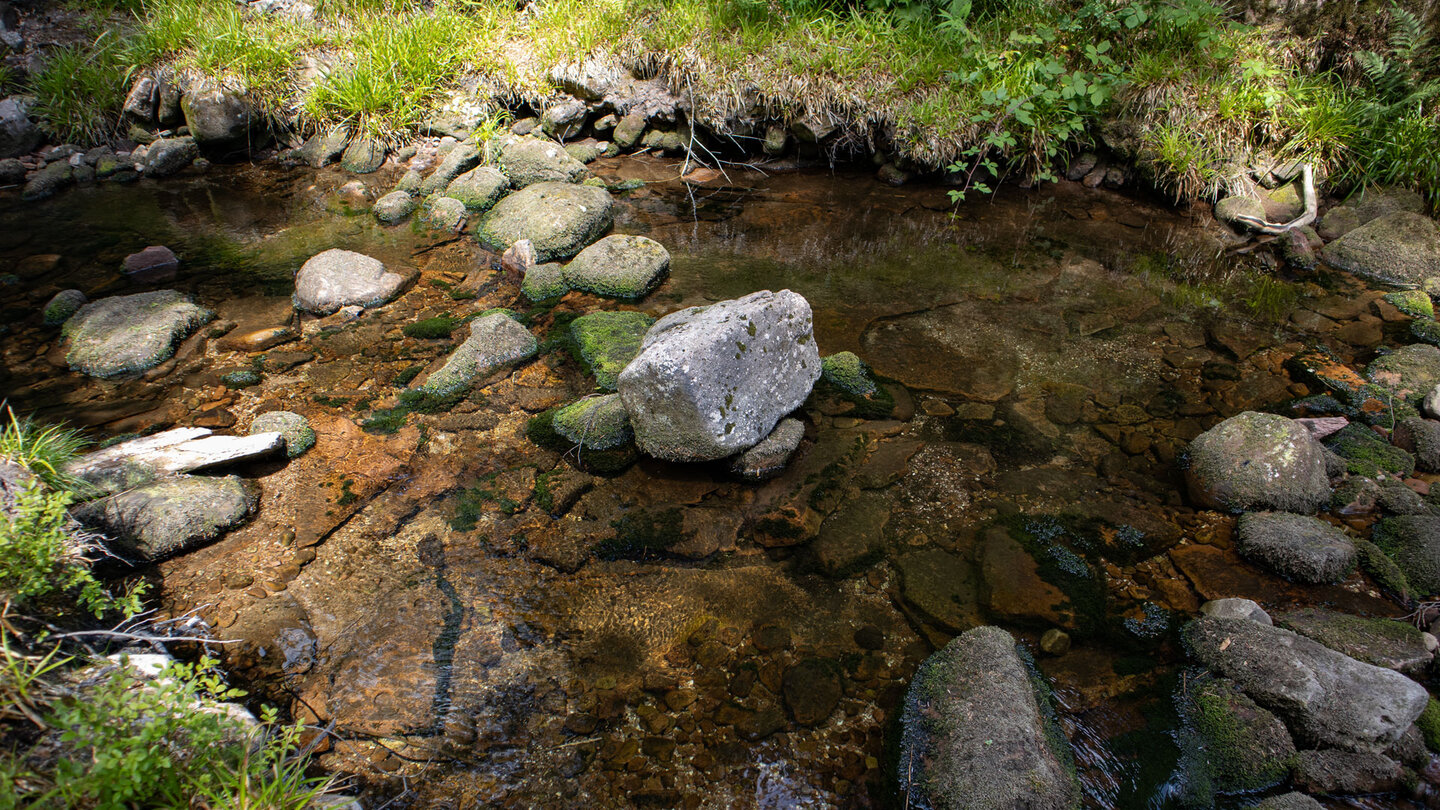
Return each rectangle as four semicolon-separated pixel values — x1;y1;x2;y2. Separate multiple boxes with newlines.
1184;615;1429;752
899;626;1080;810
66;427;285;496
414;312;537;396
474;181;614;263
64;290;212;378
1235;511;1357;583
563;234;670;299
444;165;508;212
895;548;981;631
1322;212;1440;287
292;249;406;315
617;290;821;462
122;245;179;283
1277;607;1433;676
812;490;889;576
73;474;257;563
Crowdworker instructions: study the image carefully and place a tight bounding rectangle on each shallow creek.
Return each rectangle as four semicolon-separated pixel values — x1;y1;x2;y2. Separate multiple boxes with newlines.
0;154;1423;808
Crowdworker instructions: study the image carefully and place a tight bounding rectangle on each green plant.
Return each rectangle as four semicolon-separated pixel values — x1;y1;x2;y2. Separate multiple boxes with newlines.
0;483;136;619
0;627;72;728
0;408;90;493
402;316;458;339
30;656;333;808
27;35;130;144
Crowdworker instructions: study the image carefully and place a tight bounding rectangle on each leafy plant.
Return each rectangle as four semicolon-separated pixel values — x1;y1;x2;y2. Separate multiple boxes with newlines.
0;483;133;619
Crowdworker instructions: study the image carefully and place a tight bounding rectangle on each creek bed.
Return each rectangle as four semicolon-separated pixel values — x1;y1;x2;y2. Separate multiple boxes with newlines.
0;154;1422;808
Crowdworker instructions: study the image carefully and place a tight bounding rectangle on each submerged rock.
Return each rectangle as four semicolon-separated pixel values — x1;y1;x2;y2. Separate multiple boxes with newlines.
564;234;670;299
568;310;654;391
1177;676;1296;800
727;417;805;481
521;262;568;302
1322;212;1440;288
475;181;615;263
552;394;633;450
497;135;589;188
617;290;821;462
812;490;889;576
1235;511;1356;584
73;474;257;563
42;289;86;326
122;245;179;283
292;249;406;315
64;290;212;378
373;190;417;224
1184;616;1428;752
414;312;537;397
899;626;1080;810
248;411;315;458
1186;412;1331;513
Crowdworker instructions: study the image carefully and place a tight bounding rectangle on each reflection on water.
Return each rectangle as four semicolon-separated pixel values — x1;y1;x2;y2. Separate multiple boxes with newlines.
0;156;1416;808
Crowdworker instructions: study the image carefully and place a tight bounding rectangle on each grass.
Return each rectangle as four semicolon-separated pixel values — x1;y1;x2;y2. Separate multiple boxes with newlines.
0;407;90;495
26;35;130;144
18;0;1440;202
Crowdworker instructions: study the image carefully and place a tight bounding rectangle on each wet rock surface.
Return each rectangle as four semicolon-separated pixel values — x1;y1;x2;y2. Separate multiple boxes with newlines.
292;249;407;315
1186;412;1331;513
64;290;213;378
1234;511;1357;583
74;474;257;562
474;181;614;262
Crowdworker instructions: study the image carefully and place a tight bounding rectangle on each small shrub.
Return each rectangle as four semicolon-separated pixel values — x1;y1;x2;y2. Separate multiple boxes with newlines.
0;484;136;619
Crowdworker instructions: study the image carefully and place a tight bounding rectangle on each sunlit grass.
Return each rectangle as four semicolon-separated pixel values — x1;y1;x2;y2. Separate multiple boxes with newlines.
26;35;130;144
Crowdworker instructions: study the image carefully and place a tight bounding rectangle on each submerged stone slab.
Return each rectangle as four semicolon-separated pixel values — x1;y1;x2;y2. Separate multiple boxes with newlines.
292;249;406;315
64;290;213;378
899;626;1080;810
414;312;537;397
617;290;821;462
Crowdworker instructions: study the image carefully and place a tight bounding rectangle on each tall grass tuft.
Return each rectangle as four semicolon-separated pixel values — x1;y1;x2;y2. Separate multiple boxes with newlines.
0;407;90;494
26;35;130;144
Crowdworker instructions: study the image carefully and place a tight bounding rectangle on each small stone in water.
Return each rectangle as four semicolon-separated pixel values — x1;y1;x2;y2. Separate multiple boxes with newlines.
221;369;262;388
1039;628;1071;656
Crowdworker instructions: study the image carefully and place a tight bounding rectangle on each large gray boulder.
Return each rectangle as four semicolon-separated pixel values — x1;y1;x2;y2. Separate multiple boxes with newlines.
1185;412;1331;513
64;291;212;379
1184;616;1429;752
180;83;260;156
898;626;1080;810
143;137;199;178
617;290;821;462
1321;212;1440;287
419;143;480;195
413;312;537;397
0;96;39;158
444;165;508;212
1277;607;1434;676
474;181;614;263
292;249;406;314
497;135;588;188
74;474;257;563
564;234;670;299
1235;511;1356;583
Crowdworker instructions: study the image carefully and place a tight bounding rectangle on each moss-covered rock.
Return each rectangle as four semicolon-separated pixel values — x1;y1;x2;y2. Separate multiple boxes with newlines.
402;316;458;339
1411;318;1440;348
563;234;670;299
497;135;589;188
72;474;257;563
248;410;315;458
1372;515;1440;597
1392;416;1440;472
1325;423;1416;478
414;312;537;397
1366;343;1440;404
444;165;508;212
1277;607;1433;676
1322;212;1440;288
1235;512;1356;584
569;310;654;391
64;290;213;379
220;369;261;389
551;394;634;450
42;289;86;327
521;262;569;302
1185;412;1331;513
1417;698;1440;752
1384;290;1435;319
820;351;894;418
373;190;417;224
1176;675;1295;803
474;181;615;263
526;407;637;475
1354;536;1413;602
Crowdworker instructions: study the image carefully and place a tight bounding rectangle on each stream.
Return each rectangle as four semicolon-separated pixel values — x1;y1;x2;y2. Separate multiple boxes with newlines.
0;152;1420;808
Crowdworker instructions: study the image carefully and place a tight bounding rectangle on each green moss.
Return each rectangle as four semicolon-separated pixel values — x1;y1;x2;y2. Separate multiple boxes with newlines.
402;316;458;339
999;514;1111;637
1418;699;1440;752
451;472;521;530
337;478;358;506
1325;423;1416;477
1385;290;1435;319
568;311;654;391
220;369;261;389
526;407;637;474
533;471;556;514
1412;318;1440;347
522;263;569;303
821;351;877;396
598;507;684;560
1355;536;1413;602
361;407;409;435
393;364;423;386
1185;678;1293;795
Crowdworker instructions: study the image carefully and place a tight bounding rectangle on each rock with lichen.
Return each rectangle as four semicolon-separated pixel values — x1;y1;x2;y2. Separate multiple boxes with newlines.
1186;412;1331;513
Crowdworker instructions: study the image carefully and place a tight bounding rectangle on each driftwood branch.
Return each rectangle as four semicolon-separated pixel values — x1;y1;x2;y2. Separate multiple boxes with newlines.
1231;163;1318;234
